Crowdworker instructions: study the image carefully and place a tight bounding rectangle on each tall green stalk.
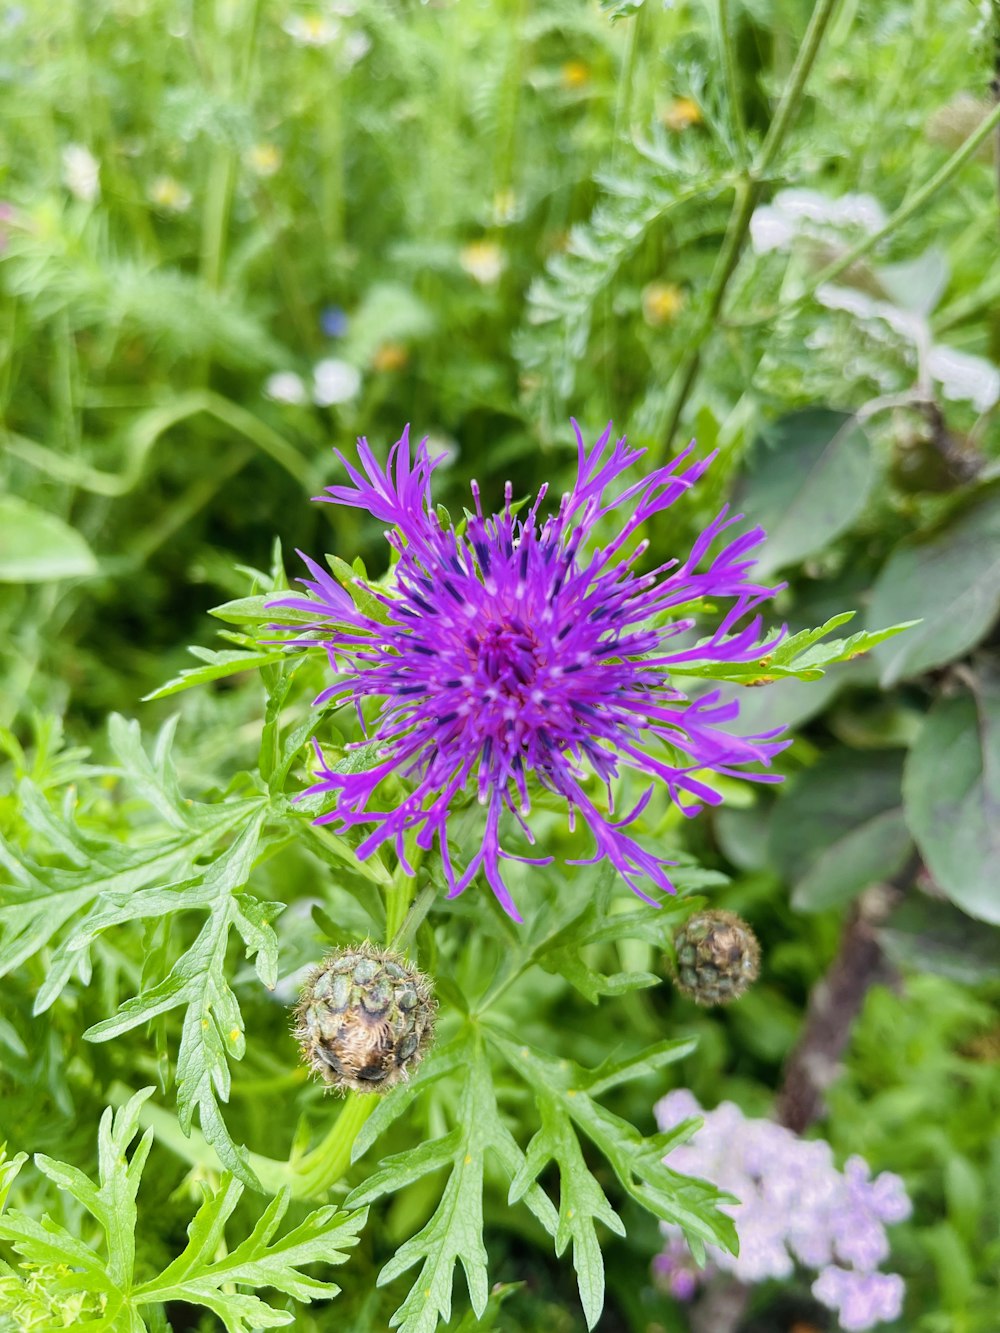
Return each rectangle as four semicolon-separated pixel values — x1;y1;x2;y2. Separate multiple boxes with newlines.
654;0;842;460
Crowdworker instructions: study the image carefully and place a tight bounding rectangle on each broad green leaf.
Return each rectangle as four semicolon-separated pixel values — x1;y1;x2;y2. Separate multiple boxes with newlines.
877;898;1000;983
0;496;98;582
869;490;1000;685
903;684;1000;924
734;410;874;577
769;749;912;912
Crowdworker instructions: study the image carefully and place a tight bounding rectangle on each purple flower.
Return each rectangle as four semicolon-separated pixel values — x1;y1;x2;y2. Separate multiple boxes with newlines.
652;1092;910;1329
272;423;787;918
812;1268;906;1332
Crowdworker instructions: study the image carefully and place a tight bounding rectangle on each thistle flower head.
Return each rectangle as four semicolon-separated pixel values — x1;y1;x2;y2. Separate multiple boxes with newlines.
294;943;435;1094
272;423;788;919
672;908;761;1005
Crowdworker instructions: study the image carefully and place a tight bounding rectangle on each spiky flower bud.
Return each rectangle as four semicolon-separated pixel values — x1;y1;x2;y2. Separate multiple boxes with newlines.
294;943;436;1094
672;910;760;1006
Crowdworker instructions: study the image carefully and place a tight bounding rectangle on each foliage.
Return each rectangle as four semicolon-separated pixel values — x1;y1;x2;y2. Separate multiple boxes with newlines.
1;1;999;1330
0;1088;366;1331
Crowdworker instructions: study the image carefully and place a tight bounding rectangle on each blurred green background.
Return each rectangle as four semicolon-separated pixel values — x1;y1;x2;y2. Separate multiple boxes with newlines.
1;1;999;1330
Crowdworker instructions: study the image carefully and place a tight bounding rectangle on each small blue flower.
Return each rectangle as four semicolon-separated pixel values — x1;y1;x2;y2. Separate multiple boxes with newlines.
320;305;349;338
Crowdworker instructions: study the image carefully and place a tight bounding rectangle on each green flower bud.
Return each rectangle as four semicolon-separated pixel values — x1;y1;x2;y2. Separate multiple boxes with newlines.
672;910;760;1006
293;943;436;1094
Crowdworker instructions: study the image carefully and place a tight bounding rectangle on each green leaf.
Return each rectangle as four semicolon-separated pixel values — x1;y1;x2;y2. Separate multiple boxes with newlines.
877;897;1000;983
903;683;1000;924
869;490;1000;685
83;808;274;1186
0;1089;365;1333
345;1031;557;1333
0;1148;27;1213
0;496;98;582
768;749;912;912
0;784;241;1007
734;410;874;577
509;1089;624;1330
673;613;916;685
142;645;293;701
491;1033;737;1260
134;1180;367;1331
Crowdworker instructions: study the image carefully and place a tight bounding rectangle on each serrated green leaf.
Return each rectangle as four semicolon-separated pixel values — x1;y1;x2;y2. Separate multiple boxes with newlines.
509;1088;624;1329
0;1088;364;1333
673;614;917;685
491;1032;737;1254
142;646;292;701
84;809;273;1187
346;1032;556;1333
134;1180;367;1331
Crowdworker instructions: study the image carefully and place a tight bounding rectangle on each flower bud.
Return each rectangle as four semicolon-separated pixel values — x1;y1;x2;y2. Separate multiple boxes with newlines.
294;943;436;1093
672;910;760;1006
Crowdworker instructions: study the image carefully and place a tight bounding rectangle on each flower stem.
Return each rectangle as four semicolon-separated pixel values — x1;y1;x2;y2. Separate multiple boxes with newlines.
281;1092;376;1199
717;0;748;162
728;96;1000;329
654;0;841;459
383;838;423;944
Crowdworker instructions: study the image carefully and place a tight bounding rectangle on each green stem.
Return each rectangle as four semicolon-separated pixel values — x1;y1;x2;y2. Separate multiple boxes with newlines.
384;839;423;944
727;97;1000;329
657;174;756;454
389;883;437;953
282;1093;376;1198
199;146;238;295
654;0;841;459
755;0;839;177
717;0;747;161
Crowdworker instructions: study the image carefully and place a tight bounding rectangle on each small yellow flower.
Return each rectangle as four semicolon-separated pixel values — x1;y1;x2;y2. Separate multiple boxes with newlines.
662;96;702;132
459;240;504;285
246;142;282;177
561;60;590;90
148;175;192;213
641;281;685;327
372;342;409;372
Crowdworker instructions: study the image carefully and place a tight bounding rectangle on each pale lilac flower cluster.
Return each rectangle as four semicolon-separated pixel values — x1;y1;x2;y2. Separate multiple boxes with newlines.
653;1091;911;1331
